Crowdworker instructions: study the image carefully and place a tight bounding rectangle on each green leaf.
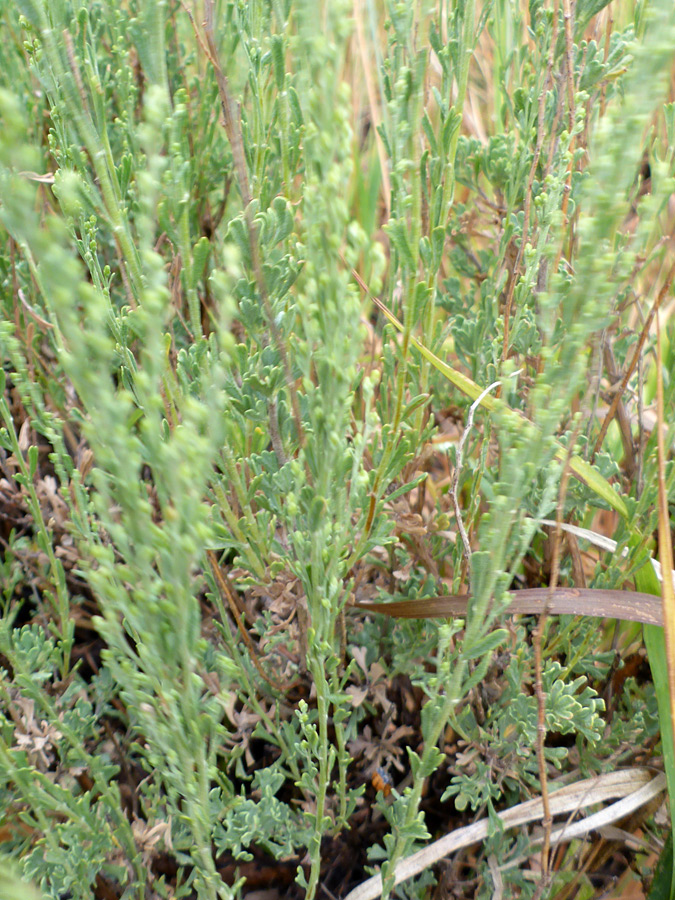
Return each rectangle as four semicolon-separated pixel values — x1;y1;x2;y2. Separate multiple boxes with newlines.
385;219;416;270
192;236;211;285
28;445;38;479
271;34;285;90
462;628;508;661
402;393;430;419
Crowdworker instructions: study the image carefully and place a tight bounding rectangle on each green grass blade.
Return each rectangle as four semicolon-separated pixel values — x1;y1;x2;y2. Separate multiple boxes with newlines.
634;549;675;900
371;294;628;518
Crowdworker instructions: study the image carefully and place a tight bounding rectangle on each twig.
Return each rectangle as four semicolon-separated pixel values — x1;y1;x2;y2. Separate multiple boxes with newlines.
188;0;305;449
599;9;614;117
450;379;502;570
500;0;557;369
487;854;504;900
554;0;579;272
207;550;289;693
532;416;583;898
592;257;675;460
602;342;636;478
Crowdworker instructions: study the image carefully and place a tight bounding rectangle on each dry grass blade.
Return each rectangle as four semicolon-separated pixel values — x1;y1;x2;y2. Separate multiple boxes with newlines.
534;517;675;590
353;0;391;219
343;769;666;900
354;586;664;625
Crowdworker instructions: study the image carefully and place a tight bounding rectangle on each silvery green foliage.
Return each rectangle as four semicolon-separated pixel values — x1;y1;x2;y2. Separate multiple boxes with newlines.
0;0;673;898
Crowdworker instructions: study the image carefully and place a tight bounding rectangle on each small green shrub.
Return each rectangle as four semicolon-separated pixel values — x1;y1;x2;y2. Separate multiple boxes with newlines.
1;0;674;898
